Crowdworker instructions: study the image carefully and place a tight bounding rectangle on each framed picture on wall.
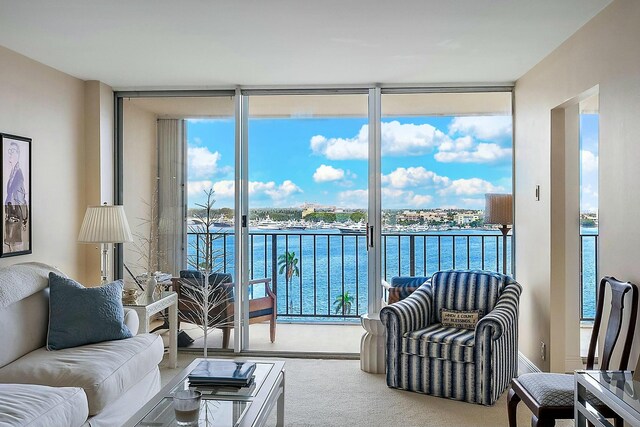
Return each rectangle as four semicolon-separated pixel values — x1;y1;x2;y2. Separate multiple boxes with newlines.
0;133;31;257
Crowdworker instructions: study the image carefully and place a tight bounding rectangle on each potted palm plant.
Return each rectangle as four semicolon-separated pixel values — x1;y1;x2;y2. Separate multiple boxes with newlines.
333;291;354;315
277;251;299;312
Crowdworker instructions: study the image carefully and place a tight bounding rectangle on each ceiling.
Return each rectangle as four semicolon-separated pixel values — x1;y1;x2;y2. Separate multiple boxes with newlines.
0;0;611;89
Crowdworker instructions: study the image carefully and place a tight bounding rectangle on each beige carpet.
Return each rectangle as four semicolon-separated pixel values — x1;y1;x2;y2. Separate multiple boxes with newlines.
160;353;573;427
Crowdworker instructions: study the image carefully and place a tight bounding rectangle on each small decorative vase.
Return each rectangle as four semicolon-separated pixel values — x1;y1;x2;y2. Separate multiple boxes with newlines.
145;274;157;299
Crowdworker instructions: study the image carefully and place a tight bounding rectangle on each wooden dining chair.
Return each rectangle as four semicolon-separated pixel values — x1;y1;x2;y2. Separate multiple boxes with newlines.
507;276;638;427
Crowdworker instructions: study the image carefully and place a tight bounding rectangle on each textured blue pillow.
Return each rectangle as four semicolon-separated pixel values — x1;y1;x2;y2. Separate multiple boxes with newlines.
47;273;132;350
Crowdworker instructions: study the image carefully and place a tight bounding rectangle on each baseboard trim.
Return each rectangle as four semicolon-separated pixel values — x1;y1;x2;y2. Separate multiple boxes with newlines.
565;356;584;373
518;352;541;375
178;348;360;360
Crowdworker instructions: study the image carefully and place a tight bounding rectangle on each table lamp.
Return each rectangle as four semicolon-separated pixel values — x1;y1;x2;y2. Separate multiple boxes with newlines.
484;193;513;275
78;204;133;284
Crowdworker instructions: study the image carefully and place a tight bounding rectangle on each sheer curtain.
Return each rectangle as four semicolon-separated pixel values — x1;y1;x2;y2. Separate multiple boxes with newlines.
157;119;185;276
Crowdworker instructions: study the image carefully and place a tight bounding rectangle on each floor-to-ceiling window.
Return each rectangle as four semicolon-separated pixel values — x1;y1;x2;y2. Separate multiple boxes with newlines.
579;94;599;322
380;91;514;280
116;87;514;355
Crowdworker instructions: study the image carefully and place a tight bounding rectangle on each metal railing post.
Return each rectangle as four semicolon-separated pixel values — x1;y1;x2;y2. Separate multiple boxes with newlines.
271;234;278;296
409;235;416;276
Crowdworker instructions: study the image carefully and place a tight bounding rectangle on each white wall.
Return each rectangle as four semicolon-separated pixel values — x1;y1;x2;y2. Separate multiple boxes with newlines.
515;0;640;371
84;80;115;284
0;45;87;279
122;100;158;285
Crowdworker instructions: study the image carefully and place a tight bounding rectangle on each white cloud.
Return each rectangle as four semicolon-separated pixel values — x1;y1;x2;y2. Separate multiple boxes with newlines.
190;179;302;201
310;132;367;160
248;180;302;200
381;121;449;156
437;136;474;152
274;180;303;198
449;116;512;140
435;142;511;163
461;198;485;208
381;188;433;209
581;150;598;173
188;180;214;197
408;193;433;206
310;121;449;160
438;178;504;196
337;189;368;208
338;187;433;209
381;167;450;189
188;146;230;179
313;164;345;182
212;180;235;198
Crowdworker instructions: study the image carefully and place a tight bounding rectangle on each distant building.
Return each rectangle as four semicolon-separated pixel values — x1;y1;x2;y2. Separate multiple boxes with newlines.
397;209;451;224
300;203;337;218
454;211;482;225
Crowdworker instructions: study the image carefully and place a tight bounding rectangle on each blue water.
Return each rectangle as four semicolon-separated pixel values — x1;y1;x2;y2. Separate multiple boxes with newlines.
581;228;598;319
188;227;598;321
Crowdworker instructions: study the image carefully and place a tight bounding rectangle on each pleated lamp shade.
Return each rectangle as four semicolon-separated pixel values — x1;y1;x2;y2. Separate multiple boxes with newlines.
78;205;133;243
484;193;513;225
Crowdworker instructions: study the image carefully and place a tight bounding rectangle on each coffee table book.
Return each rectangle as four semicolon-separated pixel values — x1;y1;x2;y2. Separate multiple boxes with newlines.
188;360;256;387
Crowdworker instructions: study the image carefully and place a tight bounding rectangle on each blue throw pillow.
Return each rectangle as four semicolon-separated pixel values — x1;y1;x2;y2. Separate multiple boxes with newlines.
47;273;132;350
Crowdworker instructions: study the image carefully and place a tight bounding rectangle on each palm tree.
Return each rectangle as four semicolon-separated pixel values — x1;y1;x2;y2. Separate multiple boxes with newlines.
277;251;299;312
333;291;355;315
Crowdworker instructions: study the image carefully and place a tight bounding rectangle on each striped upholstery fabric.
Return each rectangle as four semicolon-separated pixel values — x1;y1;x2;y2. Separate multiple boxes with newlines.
403;324;475;363
431;270;506;323
380;270;522;406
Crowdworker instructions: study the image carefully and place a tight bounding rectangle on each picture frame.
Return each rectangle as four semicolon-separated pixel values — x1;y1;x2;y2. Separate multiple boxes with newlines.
0;133;32;257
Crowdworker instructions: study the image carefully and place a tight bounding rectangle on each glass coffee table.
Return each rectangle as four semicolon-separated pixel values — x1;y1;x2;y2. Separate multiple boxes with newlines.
124;358;285;427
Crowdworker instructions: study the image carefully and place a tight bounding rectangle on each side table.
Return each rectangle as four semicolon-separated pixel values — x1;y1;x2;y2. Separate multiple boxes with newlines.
124;291;178;368
575;370;640;427
360;313;386;374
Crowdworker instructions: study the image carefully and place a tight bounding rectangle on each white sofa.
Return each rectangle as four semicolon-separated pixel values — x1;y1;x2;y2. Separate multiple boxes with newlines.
0;262;164;427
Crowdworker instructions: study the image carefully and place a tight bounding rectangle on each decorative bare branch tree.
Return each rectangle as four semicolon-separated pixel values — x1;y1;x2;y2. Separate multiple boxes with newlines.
129;180;164;293
179;188;233;357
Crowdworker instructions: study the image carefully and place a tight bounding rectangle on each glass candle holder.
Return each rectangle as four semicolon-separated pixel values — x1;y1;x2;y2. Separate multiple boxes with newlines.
173;390;201;425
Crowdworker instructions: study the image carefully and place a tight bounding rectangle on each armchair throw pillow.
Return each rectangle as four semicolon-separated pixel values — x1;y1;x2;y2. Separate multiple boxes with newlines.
46;273;132;350
440;308;482;330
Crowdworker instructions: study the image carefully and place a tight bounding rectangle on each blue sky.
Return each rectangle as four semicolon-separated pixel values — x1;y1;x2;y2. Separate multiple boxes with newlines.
187;115;514;210
580;113;599;213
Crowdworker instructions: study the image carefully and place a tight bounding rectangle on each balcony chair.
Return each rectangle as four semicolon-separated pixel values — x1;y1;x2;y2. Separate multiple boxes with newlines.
382;276;430;305
380;269;522;406
507;276;638;427
172;271;277;349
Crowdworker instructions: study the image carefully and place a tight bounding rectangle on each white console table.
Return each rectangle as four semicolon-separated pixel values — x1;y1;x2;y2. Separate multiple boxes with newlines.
123;291;178;368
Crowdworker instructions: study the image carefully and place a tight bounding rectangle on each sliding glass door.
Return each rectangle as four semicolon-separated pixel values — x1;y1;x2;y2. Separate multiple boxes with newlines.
116;87;514;356
120;94;238;353
243;92;369;353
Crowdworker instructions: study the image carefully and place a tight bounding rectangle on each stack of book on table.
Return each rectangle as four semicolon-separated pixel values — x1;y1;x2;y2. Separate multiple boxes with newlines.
188;360;256;389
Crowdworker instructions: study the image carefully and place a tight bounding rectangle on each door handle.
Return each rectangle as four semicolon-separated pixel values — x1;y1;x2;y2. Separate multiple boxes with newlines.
367;224;374;248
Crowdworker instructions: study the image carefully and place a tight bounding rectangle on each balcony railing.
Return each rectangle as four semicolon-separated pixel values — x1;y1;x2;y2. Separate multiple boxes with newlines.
188;230;597;322
188;230;511;321
580;232;598;321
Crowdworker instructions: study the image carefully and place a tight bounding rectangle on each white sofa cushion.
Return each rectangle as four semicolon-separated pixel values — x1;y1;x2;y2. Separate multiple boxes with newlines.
0;383;88;427
0;334;163;416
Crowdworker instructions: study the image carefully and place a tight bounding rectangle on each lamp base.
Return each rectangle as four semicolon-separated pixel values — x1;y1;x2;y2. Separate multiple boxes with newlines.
499;225;511;275
101;243;109;284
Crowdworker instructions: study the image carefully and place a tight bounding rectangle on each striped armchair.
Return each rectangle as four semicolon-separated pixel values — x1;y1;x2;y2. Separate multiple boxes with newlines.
380;270;522;406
